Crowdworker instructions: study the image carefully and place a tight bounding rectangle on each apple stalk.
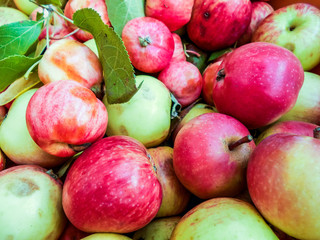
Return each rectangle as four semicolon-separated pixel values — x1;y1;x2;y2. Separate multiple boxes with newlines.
228;135;253;151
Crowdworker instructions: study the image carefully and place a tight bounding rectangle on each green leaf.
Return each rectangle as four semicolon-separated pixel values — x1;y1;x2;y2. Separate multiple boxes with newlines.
0;20;43;60
105;0;145;36
0;54;42;92
208;47;233;62
36;0;63;7
73;8;137;104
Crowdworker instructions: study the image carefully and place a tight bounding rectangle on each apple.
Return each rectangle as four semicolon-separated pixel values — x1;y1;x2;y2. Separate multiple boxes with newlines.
58;221;89;240
122;17;174;73
187;0;252;51
62;135;162;233
268;0;320;10
64;0;111;42
256;120;319;144
171;33;186;62
171;197;279;239
103;75;171;148
26;80;108;157
147;146;190;217
145;0;194;31
173;112;256;199
252;3;320;71
212;42;304;129
247;132;320;239
0;149;5;171
38;38;103;89
237;1;274;46
0;165;67;240
158;61;203;107
0;7;28;26
277;72;320;125
0;88;67;168
81;233;132;240
133;216;181;240
13;0;38;15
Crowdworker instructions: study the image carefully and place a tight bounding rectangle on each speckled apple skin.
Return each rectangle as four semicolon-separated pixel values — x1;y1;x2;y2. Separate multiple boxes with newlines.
26;80;108;157
62;136;162;233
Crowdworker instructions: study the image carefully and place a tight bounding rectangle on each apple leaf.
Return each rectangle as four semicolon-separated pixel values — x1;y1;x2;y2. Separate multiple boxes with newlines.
208;47;233;62
36;0;63;7
73;8;137;104
0;55;42;92
105;0;145;36
0;20;43;60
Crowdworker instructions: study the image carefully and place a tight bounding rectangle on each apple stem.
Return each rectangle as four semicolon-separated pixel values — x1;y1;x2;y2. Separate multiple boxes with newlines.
313;127;320;139
216;68;225;81
50;28;80;40
139;36;152;47
228;135;253;151
185;49;201;58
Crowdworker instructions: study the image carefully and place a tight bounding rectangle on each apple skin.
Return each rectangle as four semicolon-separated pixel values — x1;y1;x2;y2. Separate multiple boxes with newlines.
80;233;132;240
0;89;67;168
104;75;171;148
122;17;174;73
237;1;274;46
64;0;110;42
256;120;319;144
0;150;5;171
147;146;190;217
38;38;103;89
173;112;256;199
252;3;320;71
268;0;320;10
0;7;28;26
213;42;304;129
58;221;89;240
13;0;38;15
171;198;279;240
62;135;162;233
171;33;186;62
277;72;320;125
247;133;320;239
145;0;194;31
26;80;108;157
187;0;252;51
133;216;181;240
0;165;67;240
158;61;203;107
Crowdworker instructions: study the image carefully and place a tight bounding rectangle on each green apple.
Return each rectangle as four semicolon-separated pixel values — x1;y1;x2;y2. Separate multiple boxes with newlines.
133;216;181;240
171;198;279;240
277;72;320;124
103;75;172;147
0;165;67;240
81;233;132;240
252;3;320;71
0;88;66;168
0;7;28;26
13;0;38;15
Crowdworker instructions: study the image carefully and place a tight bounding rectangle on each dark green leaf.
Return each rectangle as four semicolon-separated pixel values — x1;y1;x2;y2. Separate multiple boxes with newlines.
0;54;42;92
105;0;145;36
36;0;63;7
208;48;232;62
0;20;43;60
73;8;137;104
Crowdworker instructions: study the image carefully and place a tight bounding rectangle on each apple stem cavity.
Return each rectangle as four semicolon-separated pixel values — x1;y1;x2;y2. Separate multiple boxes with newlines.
69;143;92;152
216;68;226;81
228;135;253;151
313;127;320;139
139;36;152;47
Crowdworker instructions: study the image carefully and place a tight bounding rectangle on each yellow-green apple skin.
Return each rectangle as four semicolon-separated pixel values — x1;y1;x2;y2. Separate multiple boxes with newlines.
103;75;172;147
0;7;28;26
133;216;181;240
81;233;132;240
0;165;67;240
13;0;38;15
171;197;279;240
277;72;320;125
0;89;66;168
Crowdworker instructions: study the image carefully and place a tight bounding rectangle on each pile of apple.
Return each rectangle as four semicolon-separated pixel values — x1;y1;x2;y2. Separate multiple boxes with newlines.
0;0;320;239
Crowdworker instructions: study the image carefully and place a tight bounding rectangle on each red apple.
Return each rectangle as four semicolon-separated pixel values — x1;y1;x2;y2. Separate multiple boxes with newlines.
173;112;256;199
26;80;108;157
58;221;89;240
171;33;186;63
247;132;320;239
62;136;162;233
122;17;174;73
187;0;252;51
145;0;194;31
147;146;190;217
212;42;304;129
158;61;203;107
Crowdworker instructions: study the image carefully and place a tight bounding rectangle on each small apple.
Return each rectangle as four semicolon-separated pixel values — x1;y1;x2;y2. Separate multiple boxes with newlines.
0;7;28;26
26;80;108;157
171;33;186;62
62;136;162;233
173;112;256;199
0;165;67;240
252;3;320;71
171;198;279;239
